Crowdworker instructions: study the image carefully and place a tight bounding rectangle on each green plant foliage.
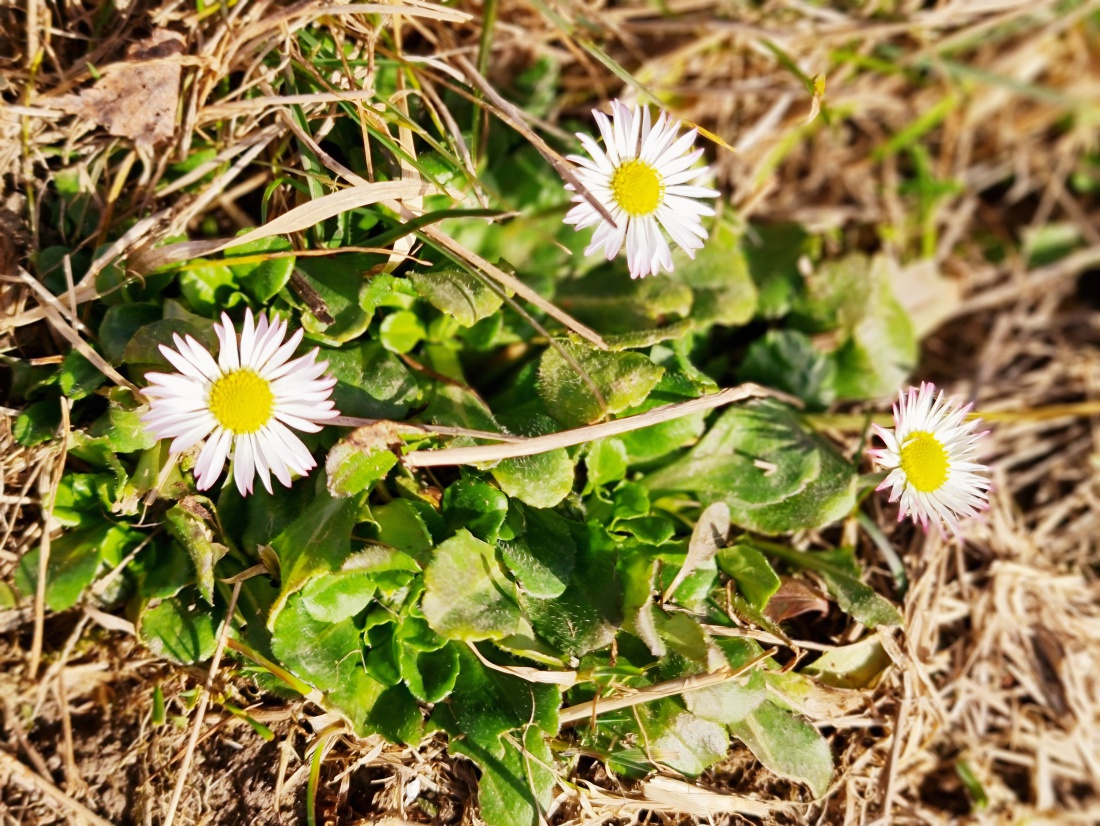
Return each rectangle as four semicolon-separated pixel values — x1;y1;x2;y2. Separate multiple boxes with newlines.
422;530;523;641
225;236;295;302
15;50;938;824
164;499;227;605
537;343;664;428
410;269;504;326
737;329;837;411
645;399;857;534
138;593;223;665
16;522;138;611
728;701;834;797
268;479;365;624
717;544;782;610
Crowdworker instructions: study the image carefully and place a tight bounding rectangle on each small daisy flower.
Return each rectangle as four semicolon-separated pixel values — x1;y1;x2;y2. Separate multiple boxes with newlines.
141;309;339;496
563;99;719;279
870;382;991;535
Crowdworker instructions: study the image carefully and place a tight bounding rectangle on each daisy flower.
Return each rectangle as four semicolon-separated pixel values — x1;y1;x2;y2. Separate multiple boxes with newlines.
563;99;719;279
141;309;339;496
870;382;991;535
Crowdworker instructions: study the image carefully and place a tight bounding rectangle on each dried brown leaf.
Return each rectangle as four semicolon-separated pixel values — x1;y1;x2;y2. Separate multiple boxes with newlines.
764;577;830;623
53;30;185;153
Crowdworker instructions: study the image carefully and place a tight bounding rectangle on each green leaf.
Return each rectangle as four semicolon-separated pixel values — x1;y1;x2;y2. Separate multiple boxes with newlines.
451;726;556;826
491;450;575;510
440;644;560;743
296;256;372;344
537;344;665;428
674;216;759;326
793;255;917;400
729;701;833;797
87;395;158;453
268;479;364;627
0;581;18;609
584;438;628;489
652;611;709;666
99;303;161;364
498;504;576;599
803;637;891;689
324;427;399;498
421;530;522;641
618;412;707;465
379;309;426;354
14;399;61;447
58;351;105;400
164;500;228;605
716;544;782;611
644;400;856;534
744;223;810;319
422;382;500;431
14;525;109;611
620;555;665;656
123;317;217;369
819;569;903;628
555;266;694;335
646;400;818;506
225;235;294;302
686;663;767;726
51;473;111;528
300;572;376;624
443;478;509;544
365;623;402;686
643;700;729;776
738;330;836;411
522;523;620;657
139;593;222;665
399;642;460;703
134;537;194;601
324;341;419;420
179;262;242;316
409;269;504;326
372;499;436;558
272;591;363;689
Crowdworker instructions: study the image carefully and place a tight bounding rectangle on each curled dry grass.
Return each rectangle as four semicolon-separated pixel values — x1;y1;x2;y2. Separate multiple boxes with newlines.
2;0;1099;823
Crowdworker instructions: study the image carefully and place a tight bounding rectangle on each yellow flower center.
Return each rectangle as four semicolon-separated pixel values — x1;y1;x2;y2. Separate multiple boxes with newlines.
899;430;949;493
207;369;274;435
610;159;663;217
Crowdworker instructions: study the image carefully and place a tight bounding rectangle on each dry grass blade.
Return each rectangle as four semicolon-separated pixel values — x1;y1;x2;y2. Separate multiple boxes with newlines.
558;648;776;726
453;54;618;228
640;775;779;818
198;180;432;259
403;384;783;466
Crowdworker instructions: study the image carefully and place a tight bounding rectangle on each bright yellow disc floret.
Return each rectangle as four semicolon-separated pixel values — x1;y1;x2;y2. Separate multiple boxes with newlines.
899;430;950;493
610;159;663;217
207;369;274;435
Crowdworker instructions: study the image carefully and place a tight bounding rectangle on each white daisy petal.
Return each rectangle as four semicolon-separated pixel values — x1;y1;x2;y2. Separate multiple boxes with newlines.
871;382;991;536
214;314;240;373
194;428;233;491
233;434;256;497
239;307;257;366
142;311;340;496
564;100;716;276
